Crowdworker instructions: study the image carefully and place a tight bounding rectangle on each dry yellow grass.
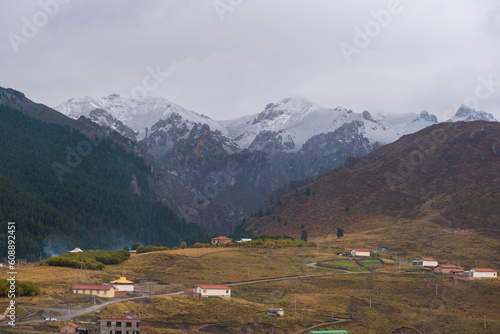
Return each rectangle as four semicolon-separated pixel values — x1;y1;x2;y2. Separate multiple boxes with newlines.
135;247;234;257
4;243;500;333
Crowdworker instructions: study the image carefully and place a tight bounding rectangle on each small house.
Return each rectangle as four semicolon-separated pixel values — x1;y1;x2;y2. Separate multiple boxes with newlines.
186;284;232;300
211;236;232;245
72;284;115;298
236;238;252;243
266;308;284;316
68;247;83;253
412;258;438;268
433;264;463;274
350;248;370;257
111;277;135;293
100;312;140;334
60;321;90;334
471;268;497;279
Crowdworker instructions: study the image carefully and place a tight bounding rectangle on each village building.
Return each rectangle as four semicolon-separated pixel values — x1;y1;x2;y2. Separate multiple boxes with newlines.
100;312;141;334
111;277;135;293
266;308;285;316
185;284;232;300
236;238;252;243
470;268;497;278
350;248;370;257
211;236;232;245
433;264;464;274
412;258;438;268
448;268;497;280
68;247;83;253
72;284;115;298
60;321;91;334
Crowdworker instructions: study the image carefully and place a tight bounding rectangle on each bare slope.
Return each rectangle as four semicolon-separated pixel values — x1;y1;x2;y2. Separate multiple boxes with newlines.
245;121;500;264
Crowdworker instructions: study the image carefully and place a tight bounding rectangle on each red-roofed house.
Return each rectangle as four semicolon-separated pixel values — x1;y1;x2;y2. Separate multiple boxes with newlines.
60;321;90;334
471;268;497;279
350;248;371;257
59;321;78;334
449;268;497;280
186;284;232;300
72;284;115;298
211;236;232;245
433;264;464;274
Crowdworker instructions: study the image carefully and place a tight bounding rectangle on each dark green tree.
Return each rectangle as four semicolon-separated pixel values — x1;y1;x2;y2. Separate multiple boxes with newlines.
301;229;308;242
337;227;344;238
305;187;311;196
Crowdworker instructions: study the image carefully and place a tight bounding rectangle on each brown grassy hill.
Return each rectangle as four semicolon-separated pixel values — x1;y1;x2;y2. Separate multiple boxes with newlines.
245;121;500;266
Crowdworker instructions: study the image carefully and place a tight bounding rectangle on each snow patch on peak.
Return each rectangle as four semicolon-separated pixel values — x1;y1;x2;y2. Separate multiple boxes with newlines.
447;105;497;122
55;94;226;141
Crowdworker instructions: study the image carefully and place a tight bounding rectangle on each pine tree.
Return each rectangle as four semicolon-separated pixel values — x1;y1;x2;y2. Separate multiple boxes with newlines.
301;230;308;242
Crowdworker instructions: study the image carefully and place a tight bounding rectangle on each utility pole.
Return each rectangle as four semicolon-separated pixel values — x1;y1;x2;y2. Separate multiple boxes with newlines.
248;264;250;279
370;295;372;308
295;298;297;315
484;314;486;329
331;310;333;321
40;251;42;263
435;283;438;296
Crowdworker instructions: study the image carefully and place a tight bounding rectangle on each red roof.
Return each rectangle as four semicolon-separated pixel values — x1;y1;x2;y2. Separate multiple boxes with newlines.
352;248;370;252
473;268;497;272
211;236;232;241
73;284;113;290
62;322;79;329
421;258;435;261
439;265;463;268
197;284;231;290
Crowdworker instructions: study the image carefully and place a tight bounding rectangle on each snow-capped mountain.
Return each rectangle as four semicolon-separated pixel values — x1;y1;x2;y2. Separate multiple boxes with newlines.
446;105;497;122
55;94;442;152
54;93;498;234
55;94;226;141
56;94;499;161
225;97;441;152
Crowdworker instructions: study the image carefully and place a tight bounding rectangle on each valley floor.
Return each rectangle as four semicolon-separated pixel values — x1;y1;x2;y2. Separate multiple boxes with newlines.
1;240;499;333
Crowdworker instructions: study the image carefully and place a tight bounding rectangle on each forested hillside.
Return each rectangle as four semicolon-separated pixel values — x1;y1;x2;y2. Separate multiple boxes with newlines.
0;104;207;260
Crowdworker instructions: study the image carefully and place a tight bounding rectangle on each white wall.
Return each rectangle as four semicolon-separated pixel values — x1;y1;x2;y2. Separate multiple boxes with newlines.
473;271;497;278
422;261;438;267
352;250;370;257
195;287;231;299
113;284;134;292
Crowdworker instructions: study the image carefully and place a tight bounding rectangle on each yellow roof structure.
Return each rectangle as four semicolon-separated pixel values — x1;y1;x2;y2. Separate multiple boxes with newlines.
110;277;134;284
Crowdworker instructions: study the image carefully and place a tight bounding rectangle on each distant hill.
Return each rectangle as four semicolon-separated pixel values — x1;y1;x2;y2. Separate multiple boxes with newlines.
0;98;207;260
241;121;500;254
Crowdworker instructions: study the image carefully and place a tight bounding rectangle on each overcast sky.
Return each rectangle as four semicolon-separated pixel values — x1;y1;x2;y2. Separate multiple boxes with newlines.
1;0;500;121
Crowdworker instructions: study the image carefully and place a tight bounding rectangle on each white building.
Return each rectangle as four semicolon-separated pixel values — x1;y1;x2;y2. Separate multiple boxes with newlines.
192;285;232;300
110;277;135;292
412;258;438;267
68;247;83;253
471;268;497;279
236;238;252;243
350;248;371;257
